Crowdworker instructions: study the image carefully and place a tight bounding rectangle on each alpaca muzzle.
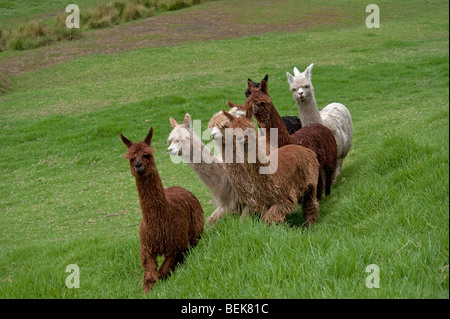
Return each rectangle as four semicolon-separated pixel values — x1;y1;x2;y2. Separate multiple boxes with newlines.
135;162;144;175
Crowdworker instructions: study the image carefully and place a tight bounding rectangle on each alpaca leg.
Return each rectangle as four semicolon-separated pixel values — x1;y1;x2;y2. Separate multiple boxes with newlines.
240;205;251;220
334;159;343;181
325;169;336;196
207;207;225;226
141;251;158;293
302;185;319;227
316;169;325;201
158;254;178;279
262;205;289;225
175;252;185;266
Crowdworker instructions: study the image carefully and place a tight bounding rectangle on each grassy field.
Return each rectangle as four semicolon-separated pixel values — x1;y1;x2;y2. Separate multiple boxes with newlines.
0;0;448;298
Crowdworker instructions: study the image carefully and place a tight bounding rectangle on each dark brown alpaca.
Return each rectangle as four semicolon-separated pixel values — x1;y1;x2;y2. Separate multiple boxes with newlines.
222;109;320;226
120;127;204;292
246;79;338;199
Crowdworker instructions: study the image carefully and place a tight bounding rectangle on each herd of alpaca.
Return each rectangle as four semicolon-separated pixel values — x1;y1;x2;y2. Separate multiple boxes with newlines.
120;64;353;291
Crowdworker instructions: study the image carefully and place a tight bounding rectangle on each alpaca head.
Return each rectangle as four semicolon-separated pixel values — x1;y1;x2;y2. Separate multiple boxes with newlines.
121;127;155;178
226;100;246;118
245;74;269;97
208;110;233;142
167;114;192;157
245;78;273;127
286;63;315;103
222;108;257;149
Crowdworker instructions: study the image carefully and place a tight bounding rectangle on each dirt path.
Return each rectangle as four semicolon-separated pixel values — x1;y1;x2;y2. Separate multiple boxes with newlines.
0;1;339;77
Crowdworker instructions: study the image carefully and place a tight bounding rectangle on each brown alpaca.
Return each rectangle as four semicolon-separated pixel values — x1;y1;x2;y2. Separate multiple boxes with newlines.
120;127;204;292
222;109;320;226
247;79;338;199
208;110;257;216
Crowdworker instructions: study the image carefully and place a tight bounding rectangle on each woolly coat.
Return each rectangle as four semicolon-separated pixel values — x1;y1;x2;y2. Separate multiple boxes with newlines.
248;81;338;199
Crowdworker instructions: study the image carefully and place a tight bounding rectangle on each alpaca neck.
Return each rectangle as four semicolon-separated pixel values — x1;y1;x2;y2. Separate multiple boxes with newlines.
296;94;322;126
187;134;222;186
264;104;294;148
135;170;168;224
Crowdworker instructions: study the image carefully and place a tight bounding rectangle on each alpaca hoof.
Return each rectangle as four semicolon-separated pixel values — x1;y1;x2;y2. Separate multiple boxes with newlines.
207;215;217;226
240;212;248;221
303;216;318;227
262;211;286;225
143;283;153;293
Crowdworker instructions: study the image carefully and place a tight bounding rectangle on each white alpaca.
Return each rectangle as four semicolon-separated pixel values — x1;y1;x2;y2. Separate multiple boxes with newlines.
167;113;239;225
287;63;353;177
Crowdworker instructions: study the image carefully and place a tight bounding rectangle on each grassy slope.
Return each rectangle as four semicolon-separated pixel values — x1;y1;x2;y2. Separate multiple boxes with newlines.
0;0;448;298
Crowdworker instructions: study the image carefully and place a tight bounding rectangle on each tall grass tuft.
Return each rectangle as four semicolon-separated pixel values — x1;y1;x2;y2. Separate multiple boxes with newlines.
55;15;83;41
0;26;7;52
7;20;55;51
122;3;154;22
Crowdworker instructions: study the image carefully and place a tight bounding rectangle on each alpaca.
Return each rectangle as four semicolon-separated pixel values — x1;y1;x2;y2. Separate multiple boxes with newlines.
120;127;204;292
245;74;269;97
247;79;338;199
222;109;320;226
287;63;353;177
244;74;302;134
207;110;257;216
167;114;239;225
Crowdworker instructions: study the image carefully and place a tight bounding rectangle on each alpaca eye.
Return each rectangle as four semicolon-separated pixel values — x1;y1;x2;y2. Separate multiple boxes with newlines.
305;85;309;89
143;154;150;159
292;88;297;92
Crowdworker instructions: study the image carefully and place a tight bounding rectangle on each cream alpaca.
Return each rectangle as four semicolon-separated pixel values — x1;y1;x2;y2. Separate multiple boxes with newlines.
287;63;353;177
167;113;239;225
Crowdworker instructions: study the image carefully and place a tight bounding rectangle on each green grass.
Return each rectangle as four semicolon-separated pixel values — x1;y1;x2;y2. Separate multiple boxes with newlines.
0;0;448;298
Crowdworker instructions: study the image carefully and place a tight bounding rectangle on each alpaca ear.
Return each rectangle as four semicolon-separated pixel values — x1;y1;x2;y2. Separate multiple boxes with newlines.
247;80;257;92
263;74;268;82
120;134;133;148
260;79;268;94
227;100;245;111
184;113;192;130
144;127;154;146
169;117;178;128
226;100;236;108
286;72;294;84
222;110;237;122
293;67;301;77
303;63;314;80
